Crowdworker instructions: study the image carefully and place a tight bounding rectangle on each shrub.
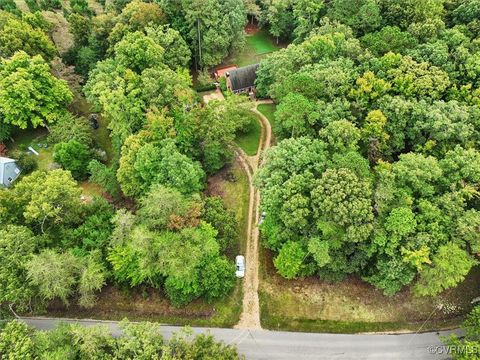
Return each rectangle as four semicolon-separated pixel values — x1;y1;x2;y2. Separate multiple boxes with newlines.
88;160;121;198
194;70;216;92
70;0;92;16
202;196;237;251
53;140;92;180
21;11;51;31
24;0;40;11
75;46;99;77
0;0;21;15
10;150;38;174
219;76;227;93
38;0;61;10
0;123;11;143
198;256;235;302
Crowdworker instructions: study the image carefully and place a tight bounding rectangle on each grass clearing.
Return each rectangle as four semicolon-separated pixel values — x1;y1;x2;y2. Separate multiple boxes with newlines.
9;128;54;171
257;103;276;125
259;246;480;333
247;29;278;54
91;116;114;165
79;181;104;198
257;103;277;144
225;29;279;67
207;158;250;257
235;112;261;156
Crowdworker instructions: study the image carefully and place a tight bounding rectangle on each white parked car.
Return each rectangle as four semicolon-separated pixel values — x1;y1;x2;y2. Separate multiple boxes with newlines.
235;255;245;278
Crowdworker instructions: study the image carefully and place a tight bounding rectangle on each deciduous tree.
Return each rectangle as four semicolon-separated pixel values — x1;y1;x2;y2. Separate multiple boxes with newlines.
0;52;72;130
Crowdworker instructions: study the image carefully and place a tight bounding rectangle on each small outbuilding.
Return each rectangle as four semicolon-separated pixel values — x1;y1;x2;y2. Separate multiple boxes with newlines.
0;157;21;188
226;64;259;94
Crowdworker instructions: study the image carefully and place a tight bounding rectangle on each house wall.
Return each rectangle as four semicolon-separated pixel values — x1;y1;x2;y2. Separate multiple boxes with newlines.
233;86;256;94
2;162;20;187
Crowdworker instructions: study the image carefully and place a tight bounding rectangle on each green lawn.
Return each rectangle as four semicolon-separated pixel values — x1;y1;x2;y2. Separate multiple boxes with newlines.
9;128;54;171
226;29;279;67
258;103;277;143
247;29;278;54
92;115;115;165
257;103;276;125
235;112;261;156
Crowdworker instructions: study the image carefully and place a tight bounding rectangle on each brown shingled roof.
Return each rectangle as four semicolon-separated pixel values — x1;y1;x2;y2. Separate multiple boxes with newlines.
228;64;259;91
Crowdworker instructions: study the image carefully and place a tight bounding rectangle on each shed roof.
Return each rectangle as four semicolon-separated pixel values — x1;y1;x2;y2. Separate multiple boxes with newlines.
228;64;259;91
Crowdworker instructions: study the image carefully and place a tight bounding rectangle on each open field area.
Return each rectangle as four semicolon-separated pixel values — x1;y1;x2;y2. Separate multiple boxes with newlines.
259;247;480;333
42;283;244;328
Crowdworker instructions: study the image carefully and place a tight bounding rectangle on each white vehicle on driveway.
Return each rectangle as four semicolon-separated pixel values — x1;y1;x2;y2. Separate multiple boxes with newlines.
258;211;266;225
235;255;245;278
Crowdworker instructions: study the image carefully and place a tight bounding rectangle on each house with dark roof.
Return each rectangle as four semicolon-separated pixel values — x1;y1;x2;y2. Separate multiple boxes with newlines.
226;64;259;94
0;157;20;187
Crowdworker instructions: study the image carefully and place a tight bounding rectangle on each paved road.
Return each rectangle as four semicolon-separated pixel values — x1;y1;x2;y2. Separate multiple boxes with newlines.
21;317;458;360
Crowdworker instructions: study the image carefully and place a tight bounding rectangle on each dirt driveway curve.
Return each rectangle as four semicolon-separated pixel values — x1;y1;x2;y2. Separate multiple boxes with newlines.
235;100;273;330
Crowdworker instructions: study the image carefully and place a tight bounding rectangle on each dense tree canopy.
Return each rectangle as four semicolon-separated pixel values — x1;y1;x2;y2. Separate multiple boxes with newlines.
0;51;72;130
175;0;247;68
255;3;480;296
0;10;55;60
108;187;236;305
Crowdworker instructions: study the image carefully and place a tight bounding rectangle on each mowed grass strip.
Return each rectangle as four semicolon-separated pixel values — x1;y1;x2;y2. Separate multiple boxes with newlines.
257;103;278;143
